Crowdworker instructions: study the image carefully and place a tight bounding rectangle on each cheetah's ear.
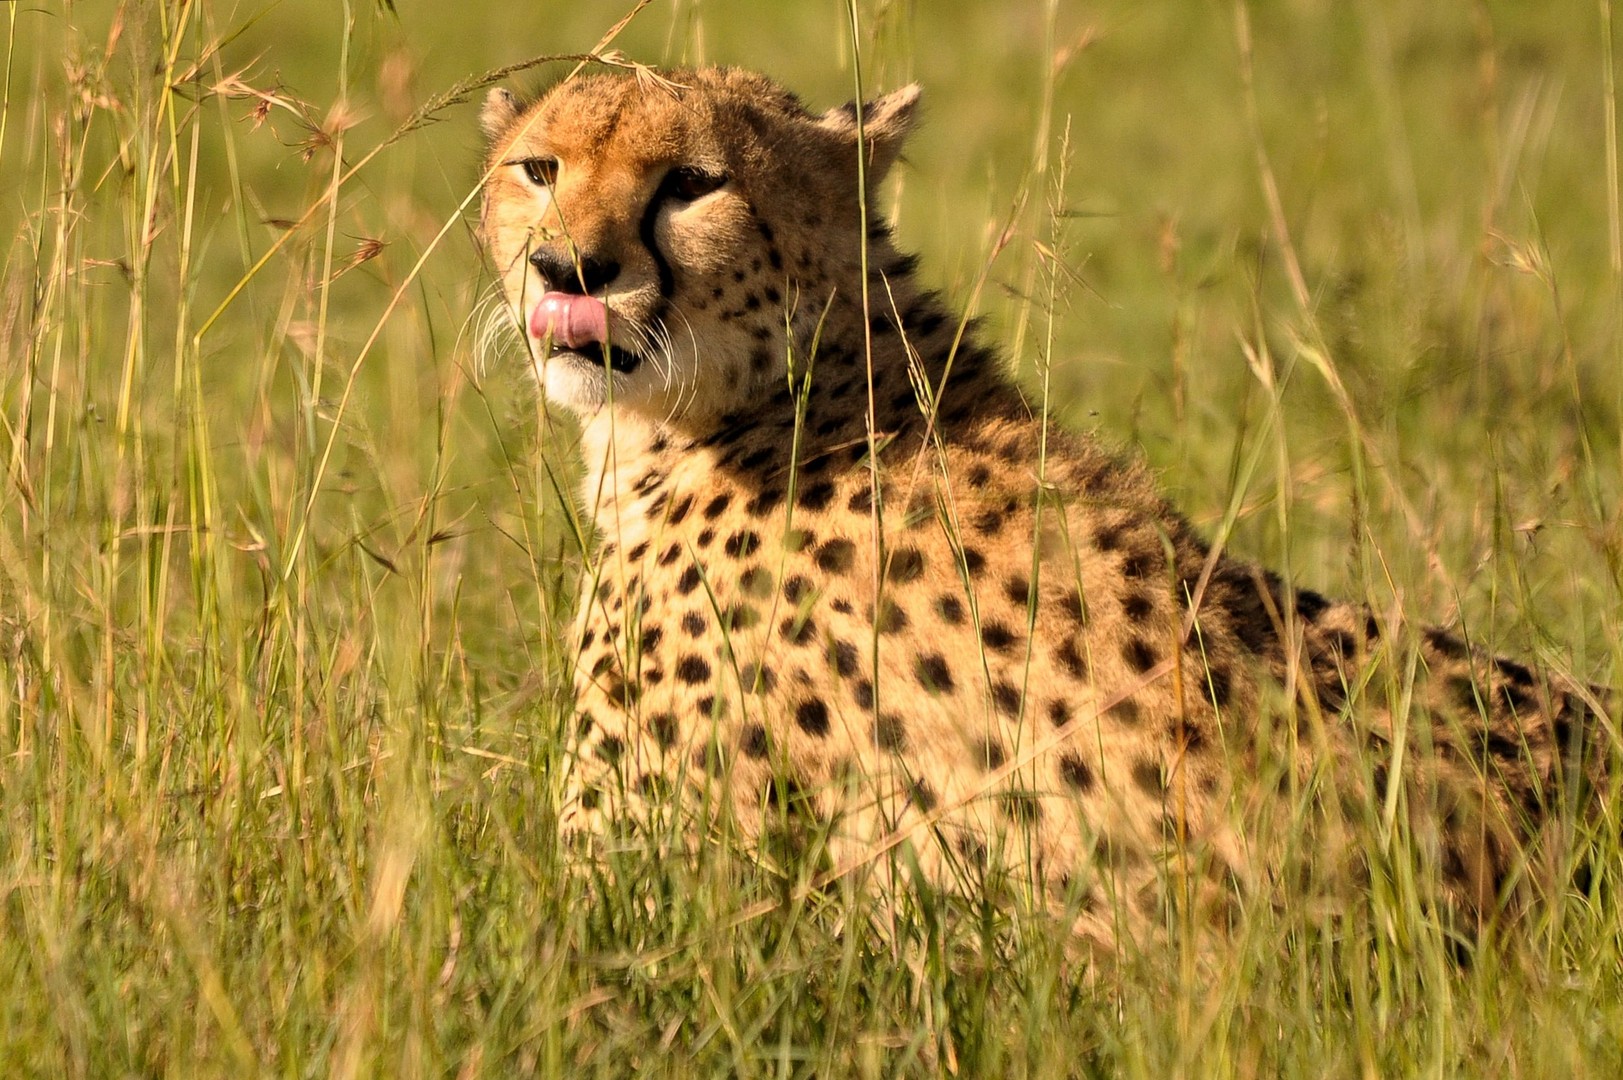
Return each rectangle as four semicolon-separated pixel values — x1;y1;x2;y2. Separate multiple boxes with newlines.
481;87;522;142
817;83;922;183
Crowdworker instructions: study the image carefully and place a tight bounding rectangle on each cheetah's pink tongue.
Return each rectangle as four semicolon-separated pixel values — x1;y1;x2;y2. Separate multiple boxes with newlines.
529;292;608;350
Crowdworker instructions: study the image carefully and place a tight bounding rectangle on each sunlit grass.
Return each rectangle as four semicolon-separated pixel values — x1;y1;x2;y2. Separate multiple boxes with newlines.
1;1;1620;1075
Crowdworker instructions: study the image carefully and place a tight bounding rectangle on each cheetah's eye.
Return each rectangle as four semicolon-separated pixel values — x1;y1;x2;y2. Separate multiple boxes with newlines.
664;165;727;202
518;157;560;187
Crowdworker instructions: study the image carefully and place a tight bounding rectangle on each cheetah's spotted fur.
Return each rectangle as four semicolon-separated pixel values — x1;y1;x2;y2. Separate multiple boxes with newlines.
480;66;1615;946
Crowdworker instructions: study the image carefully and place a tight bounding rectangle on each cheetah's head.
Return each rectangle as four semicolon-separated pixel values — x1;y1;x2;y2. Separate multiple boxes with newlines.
479;66;919;421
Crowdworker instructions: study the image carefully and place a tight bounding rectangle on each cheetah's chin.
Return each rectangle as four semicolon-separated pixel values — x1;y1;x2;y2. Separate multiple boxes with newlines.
549;342;645;375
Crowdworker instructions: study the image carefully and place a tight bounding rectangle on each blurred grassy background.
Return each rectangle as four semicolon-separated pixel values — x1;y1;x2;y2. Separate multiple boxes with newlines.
2;1;1621;1075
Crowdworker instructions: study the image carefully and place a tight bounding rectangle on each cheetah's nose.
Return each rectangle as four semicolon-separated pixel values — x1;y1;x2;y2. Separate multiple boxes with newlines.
530;292;609;350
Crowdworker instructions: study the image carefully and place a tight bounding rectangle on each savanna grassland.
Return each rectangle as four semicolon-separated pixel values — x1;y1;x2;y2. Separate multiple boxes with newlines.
3;1;1622;1076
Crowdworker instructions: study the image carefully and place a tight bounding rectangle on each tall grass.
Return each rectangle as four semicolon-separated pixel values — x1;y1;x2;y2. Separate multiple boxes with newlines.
1;1;1620;1075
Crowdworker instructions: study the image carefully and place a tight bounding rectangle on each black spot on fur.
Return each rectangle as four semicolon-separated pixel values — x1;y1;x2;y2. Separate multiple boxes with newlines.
1206;663;1232;708
648;713;678;750
1131;759;1165;797
886;547;926;583
603;674;636;707
676;565;703;595
936;595;965;624
724;530;761;558
740;724;769;759
723;603;760;630
1449;675;1481;713
741;662;777;694
1295;589;1331;621
798;480;835;511
909;778;938;812
1475;727;1523;761
675;655;711;684
905;306;945;337
915;653;955;693
992;680;1022;716
693;741;723;775
832;639;860;677
796;698;831;737
852;678;874;709
1123;638;1159;673
1122;551;1160;579
1498;681;1533;715
1004;575;1030;607
887;253;923;278
783;528;816;552
779;614;817;645
702;493;731;520
872;598;908;634
1058;754;1093;792
1048;700;1071;727
980;621;1017;654
977;738;1008;770
1055;639;1089;679
1000;791;1042;825
1123;592;1155;622
681;611;706;637
875;713;908;752
1425;628;1469;660
1176;719;1209;753
636;773;671;799
1328;628;1357;659
1110;698;1141;726
957;835;989;870
739;566;774;598
746;486;786;517
972;508;1004;535
815;538;856;573
1495;657;1535;686
596;735;625;764
738;445;774;471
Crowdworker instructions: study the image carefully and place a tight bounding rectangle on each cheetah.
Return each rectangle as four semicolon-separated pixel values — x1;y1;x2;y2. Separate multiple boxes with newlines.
478;65;1617;947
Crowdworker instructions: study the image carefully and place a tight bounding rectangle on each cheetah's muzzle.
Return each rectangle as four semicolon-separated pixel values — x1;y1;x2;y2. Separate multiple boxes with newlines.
530;290;645;374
